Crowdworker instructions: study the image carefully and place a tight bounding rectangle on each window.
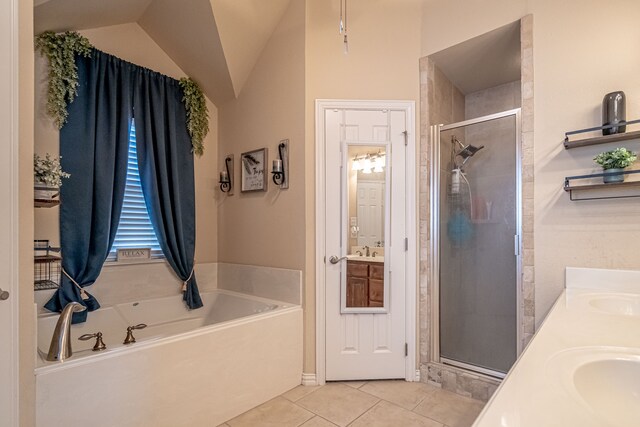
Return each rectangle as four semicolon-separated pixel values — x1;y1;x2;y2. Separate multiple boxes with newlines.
109;121;163;260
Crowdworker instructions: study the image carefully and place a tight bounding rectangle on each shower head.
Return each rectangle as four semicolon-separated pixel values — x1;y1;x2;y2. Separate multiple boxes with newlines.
456;144;485;160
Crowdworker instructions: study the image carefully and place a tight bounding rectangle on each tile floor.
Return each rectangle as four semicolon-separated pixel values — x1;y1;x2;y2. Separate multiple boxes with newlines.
220;380;485;427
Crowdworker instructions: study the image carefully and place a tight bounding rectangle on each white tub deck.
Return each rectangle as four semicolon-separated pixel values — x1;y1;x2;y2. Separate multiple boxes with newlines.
36;289;302;427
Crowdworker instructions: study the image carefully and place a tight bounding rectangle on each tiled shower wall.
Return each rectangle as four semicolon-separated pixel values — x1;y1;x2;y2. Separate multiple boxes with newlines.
418;15;534;401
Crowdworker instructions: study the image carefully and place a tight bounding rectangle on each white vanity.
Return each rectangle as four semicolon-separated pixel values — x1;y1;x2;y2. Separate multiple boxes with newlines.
473;267;640;427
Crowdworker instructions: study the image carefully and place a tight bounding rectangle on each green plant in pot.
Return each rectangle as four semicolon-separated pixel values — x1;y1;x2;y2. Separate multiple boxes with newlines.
593;147;637;183
34;154;70;199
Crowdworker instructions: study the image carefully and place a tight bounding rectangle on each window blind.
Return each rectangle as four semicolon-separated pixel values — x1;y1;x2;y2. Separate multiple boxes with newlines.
110;121;163;259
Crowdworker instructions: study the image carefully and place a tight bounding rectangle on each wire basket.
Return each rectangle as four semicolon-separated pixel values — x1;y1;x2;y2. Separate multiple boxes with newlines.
34;240;61;291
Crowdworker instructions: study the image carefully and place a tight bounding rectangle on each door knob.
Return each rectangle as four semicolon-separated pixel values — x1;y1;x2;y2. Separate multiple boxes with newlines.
0;288;9;301
329;255;348;264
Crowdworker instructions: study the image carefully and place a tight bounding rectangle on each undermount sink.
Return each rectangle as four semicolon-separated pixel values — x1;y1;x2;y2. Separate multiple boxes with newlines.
588;294;640;316
574;359;640;426
549;347;640;427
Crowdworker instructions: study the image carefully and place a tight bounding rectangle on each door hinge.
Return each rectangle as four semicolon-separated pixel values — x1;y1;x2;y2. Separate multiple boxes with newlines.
405;238;408;251
404;343;408;357
403;130;408;146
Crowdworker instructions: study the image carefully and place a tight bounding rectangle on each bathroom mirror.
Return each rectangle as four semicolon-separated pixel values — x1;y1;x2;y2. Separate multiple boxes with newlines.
341;144;389;313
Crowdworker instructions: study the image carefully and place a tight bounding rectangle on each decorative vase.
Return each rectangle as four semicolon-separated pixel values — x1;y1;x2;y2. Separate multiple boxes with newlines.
602;168;625;184
602;91;626;135
34;182;60;200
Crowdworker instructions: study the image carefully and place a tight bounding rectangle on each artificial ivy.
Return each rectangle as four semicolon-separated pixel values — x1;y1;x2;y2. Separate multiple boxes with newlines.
179;78;209;156
35;31;93;129
36;32;209;156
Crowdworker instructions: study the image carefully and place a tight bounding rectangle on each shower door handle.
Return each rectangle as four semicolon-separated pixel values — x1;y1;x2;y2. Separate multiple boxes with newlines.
514;235;520;256
329;255;348;264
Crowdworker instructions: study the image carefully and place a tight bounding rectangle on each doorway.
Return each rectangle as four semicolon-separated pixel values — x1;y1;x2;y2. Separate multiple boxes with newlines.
315;100;416;383
430;109;522;378
0;0;20;423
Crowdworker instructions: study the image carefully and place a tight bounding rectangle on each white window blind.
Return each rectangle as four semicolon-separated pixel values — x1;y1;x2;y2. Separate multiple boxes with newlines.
110;121;163;259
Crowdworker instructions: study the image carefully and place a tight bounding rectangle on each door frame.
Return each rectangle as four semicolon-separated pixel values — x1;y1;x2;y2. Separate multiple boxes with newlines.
429;108;523;378
1;0;21;423
315;99;417;385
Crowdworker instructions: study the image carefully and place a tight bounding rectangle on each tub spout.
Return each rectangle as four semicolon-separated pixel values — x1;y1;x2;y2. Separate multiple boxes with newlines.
46;302;87;362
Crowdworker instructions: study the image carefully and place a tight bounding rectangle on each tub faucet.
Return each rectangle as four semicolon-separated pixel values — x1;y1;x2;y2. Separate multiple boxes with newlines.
46;302;87;362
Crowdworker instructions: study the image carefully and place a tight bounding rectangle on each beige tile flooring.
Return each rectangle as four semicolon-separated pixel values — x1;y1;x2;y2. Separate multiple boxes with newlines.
220;380;485;427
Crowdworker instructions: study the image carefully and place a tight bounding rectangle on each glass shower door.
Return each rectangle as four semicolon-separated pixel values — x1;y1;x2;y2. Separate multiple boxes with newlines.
437;110;520;376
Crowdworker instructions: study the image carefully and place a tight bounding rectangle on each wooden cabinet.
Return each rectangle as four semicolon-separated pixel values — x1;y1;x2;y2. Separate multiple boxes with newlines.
346;260;385;307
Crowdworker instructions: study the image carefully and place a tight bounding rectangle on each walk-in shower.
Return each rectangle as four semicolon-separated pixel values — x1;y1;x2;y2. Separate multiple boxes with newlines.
431;109;522;378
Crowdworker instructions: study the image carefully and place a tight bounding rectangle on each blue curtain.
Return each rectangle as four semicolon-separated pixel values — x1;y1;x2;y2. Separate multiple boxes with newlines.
133;70;203;309
45;49;203;322
44;50;132;323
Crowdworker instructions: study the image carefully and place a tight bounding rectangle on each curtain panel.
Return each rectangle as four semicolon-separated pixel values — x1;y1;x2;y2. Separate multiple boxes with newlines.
45;49;202;322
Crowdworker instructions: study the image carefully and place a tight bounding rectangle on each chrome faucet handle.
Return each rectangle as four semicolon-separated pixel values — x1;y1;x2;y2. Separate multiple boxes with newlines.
372;251;378;257
123;323;147;345
79;331;107;351
356;250;363;256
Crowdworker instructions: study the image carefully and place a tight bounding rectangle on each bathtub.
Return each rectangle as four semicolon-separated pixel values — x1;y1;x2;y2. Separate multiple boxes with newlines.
35;289;303;427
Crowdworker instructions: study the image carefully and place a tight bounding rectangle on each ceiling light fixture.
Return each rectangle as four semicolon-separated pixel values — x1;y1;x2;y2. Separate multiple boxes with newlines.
339;0;348;54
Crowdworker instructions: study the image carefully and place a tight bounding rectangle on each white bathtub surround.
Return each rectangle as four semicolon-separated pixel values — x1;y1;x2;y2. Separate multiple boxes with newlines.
36;290;302;426
217;262;302;305
34;262;219;312
473;267;640;427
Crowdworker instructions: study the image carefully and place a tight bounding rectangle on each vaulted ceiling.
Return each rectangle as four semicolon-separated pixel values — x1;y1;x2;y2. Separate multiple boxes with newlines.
34;0;293;105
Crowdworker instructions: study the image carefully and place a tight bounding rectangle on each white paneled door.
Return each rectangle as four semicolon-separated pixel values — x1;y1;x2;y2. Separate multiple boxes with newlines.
320;102;414;381
0;0;19;425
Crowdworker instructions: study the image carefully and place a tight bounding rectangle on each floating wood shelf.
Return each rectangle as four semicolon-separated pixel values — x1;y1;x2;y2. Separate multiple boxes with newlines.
34;199;60;208
564;130;640;149
34;255;61;263
564;170;640;201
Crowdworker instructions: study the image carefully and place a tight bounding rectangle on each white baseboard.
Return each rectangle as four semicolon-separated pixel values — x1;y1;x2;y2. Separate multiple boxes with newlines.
301;373;317;386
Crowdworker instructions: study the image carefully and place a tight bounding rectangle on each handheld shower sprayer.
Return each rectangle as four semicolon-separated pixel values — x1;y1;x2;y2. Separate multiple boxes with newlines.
451;168;461;194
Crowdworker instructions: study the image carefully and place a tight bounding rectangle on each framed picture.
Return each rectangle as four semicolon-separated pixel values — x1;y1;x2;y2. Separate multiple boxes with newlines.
240;148;268;192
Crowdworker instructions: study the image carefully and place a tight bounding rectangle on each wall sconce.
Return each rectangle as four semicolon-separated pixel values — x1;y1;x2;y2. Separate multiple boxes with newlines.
271;139;289;189
219;155;233;194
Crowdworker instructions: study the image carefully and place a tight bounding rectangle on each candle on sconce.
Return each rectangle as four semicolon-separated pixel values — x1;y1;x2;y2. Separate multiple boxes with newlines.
220;170;229;183
273;159;283;173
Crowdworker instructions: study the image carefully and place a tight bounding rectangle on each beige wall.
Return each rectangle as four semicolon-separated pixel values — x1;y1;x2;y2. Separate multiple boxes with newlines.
305;0;423;373
34;22;218;264
19;0;35;423
216;0;305;270
422;0;640;325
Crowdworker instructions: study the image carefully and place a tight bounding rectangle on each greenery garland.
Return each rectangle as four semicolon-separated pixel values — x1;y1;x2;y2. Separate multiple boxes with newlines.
35;31;93;129
36;32;209;156
179;78;209;156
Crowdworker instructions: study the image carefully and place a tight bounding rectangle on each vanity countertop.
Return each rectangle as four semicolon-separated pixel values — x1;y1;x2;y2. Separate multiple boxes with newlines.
346;255;384;263
473;267;640;427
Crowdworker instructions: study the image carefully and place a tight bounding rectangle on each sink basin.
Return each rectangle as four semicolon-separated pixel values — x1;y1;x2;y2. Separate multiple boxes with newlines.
548;347;640;427
573;359;640;426
588;295;640;316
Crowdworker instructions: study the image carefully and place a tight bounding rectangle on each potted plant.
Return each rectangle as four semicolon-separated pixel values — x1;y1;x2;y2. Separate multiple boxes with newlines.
34;154;70;199
593;147;637;183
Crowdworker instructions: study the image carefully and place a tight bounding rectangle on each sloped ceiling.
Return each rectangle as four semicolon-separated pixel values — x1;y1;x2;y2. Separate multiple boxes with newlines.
429;21;521;94
34;0;293;105
34;0;153;33
137;0;235;104
210;0;292;98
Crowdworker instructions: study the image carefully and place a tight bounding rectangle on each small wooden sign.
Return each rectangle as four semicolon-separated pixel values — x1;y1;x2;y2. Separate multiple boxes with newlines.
117;248;151;262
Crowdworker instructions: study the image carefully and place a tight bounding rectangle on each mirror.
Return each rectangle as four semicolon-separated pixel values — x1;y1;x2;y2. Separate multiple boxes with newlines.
342;144;388;312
